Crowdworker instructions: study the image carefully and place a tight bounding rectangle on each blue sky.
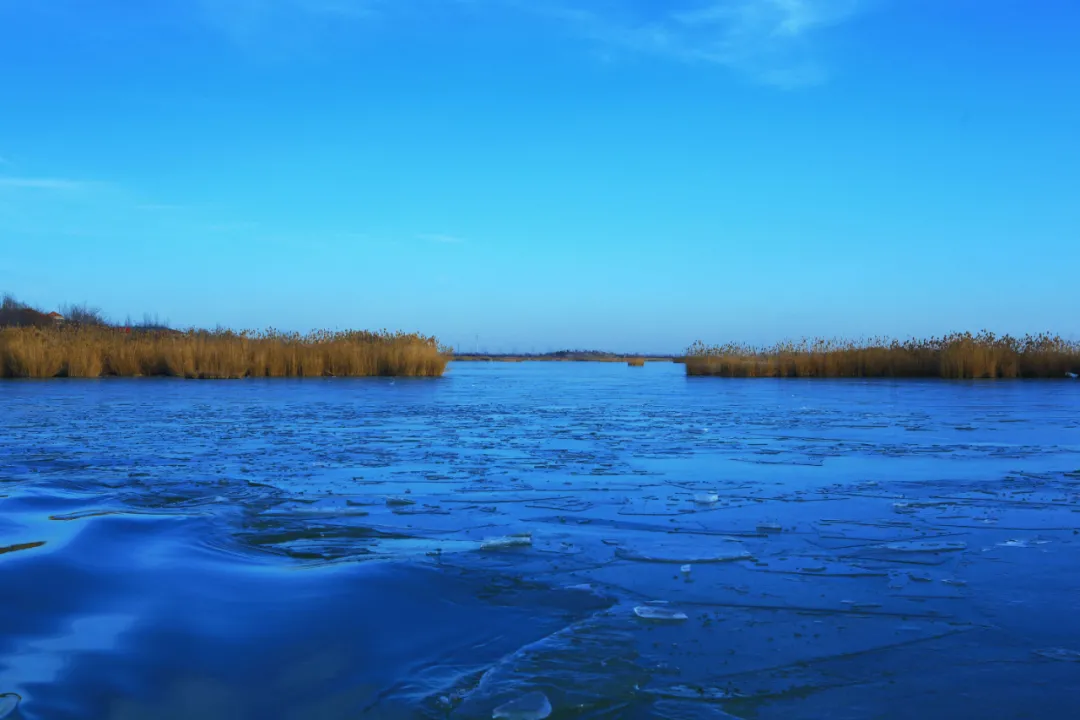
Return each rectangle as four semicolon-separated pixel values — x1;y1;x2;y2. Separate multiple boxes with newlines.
1;0;1078;353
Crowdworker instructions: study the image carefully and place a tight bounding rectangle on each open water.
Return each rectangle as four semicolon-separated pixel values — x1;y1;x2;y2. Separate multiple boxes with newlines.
2;362;1079;719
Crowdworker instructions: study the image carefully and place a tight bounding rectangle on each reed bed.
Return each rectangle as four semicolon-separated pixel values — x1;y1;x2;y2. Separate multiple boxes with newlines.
0;327;449;379
685;333;1080;379
627;358;646;367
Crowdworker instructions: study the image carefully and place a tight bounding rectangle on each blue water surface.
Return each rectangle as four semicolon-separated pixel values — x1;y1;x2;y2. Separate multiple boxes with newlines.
2;362;1079;719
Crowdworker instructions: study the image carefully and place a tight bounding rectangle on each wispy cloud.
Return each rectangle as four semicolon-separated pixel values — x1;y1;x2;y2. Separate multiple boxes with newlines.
0;170;253;246
198;0;869;86
530;0;867;88
417;233;466;244
0;176;97;191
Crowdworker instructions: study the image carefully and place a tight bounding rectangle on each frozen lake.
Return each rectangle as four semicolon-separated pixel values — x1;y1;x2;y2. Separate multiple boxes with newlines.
2;362;1080;719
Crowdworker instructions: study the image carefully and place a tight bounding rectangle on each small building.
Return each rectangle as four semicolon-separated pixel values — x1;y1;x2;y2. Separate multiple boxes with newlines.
47;311;64;324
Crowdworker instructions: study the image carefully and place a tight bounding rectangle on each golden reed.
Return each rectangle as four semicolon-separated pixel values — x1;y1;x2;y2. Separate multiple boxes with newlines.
0;327;448;379
685;333;1080;379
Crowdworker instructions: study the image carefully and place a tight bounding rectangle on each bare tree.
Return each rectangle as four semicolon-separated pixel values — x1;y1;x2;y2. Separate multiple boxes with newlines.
60;302;108;326
1;293;27;313
0;293;49;327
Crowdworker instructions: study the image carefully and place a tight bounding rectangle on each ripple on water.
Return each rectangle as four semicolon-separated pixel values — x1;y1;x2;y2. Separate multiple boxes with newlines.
1;370;1079;718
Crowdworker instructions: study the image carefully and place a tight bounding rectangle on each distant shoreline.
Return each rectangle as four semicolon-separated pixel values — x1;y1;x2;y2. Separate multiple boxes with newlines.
4;296;1078;381
451;353;682;363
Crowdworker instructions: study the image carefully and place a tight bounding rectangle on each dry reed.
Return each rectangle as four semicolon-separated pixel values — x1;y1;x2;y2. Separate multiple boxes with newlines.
685;333;1080;379
627;358;646;367
0;327;448;379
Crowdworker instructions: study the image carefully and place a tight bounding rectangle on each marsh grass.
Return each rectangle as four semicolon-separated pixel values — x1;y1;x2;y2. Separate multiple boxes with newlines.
0;327;448;379
627;358;646;367
685;333;1080;379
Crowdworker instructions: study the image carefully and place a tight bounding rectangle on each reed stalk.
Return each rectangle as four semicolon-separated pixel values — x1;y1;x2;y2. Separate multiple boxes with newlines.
684;333;1080;379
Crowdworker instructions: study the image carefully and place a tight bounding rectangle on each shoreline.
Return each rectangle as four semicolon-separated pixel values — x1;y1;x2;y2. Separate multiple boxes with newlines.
451;354;681;363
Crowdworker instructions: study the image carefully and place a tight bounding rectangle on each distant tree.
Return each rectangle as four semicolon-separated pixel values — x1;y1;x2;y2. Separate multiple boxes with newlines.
0;293;50;327
0;293;24;313
60;302;108;326
137;312;170;330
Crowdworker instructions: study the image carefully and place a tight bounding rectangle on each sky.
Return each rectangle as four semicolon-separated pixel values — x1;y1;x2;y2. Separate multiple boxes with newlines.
1;0;1078;353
